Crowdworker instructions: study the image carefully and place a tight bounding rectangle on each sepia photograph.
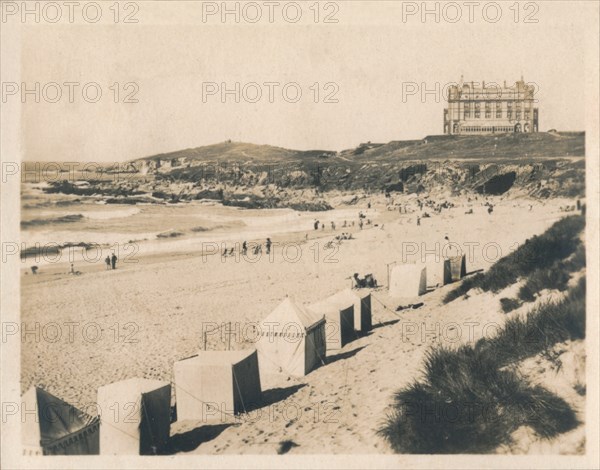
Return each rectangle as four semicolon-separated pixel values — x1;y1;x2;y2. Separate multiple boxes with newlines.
1;1;599;468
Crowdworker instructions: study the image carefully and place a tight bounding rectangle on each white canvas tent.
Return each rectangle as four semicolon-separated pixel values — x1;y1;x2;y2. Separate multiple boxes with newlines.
425;252;467;287
340;289;373;332
97;378;171;455
389;263;427;297
424;255;452;287
256;297;326;377
309;291;355;353
21;387;99;456
174;349;261;423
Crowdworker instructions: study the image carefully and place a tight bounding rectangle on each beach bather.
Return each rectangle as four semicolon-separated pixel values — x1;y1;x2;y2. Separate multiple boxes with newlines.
353;273;366;288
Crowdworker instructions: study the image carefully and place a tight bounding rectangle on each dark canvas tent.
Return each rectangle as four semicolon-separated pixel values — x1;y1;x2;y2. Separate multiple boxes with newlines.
97;378;171;455
309;291;355;353
21;387;99;456
174;349;262;422
340;288;372;333
256;298;326;377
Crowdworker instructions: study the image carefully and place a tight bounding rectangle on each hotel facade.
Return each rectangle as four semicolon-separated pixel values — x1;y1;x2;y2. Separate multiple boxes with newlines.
443;78;539;135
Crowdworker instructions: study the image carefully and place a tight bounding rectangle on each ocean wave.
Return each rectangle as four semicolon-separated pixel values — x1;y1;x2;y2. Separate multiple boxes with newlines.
21;214;84;229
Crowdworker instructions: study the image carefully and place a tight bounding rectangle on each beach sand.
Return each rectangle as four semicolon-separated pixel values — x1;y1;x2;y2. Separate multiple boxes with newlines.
20;195;580;453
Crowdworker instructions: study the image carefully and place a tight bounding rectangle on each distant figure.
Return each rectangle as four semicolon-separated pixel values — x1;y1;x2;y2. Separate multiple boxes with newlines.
353;273;366;288
314;220;319;230
331;221;336;230
105;256;111;270
321;223;325;230
364;273;377;287
417;217;421;226
367;202;371;209
343;220;347;228
229;247;234;256
70;263;75;274
111;253;117;270
31;266;38;275
266;238;272;255
359;220;363;230
487;206;493;215
242;241;248;255
351;221;355;227
576;199;581;210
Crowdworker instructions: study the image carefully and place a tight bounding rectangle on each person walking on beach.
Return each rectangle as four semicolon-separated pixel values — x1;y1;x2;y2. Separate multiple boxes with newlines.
242;241;247;255
105;255;111;270
111;252;117;270
266;238;272;255
417;217;421;226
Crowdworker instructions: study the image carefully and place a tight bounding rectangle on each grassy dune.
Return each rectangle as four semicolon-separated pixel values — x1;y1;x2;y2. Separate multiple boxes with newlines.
381;216;586;453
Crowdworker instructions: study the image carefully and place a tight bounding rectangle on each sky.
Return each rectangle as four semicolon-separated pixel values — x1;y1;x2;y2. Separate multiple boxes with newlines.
8;1;596;162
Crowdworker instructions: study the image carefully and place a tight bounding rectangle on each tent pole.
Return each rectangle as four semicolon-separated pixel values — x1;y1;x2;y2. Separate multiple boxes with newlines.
203;332;207;351
227;322;231;350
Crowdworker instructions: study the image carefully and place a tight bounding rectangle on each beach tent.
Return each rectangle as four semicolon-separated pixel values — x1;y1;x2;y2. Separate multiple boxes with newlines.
340;288;372;332
256;298;326;377
21;387;99;456
97;378;171;455
309;292;355;353
449;254;467;282
174;349;261;422
389;263;427;297
424;255;452;288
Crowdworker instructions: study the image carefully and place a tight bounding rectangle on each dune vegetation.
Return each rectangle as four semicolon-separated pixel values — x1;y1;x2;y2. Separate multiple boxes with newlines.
381;216;586;453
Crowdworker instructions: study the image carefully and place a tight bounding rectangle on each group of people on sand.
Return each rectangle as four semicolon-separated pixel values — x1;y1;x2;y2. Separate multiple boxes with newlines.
224;238;272;257
104;253;118;270
353;272;377;288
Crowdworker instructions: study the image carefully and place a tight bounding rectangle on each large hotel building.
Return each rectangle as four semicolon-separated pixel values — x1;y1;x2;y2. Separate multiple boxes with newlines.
444;78;539;135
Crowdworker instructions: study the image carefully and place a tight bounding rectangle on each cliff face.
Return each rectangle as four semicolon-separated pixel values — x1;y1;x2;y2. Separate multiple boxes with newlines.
40;133;586;207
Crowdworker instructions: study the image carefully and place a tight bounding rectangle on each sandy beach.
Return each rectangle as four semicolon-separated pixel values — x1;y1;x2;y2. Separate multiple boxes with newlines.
19;194;581;454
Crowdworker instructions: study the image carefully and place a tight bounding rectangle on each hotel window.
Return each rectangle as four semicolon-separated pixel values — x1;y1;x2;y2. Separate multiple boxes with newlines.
464;104;470;119
516;111;521;120
496;101;502;118
525;111;530;120
475;102;481;118
485;102;491;118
